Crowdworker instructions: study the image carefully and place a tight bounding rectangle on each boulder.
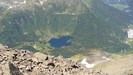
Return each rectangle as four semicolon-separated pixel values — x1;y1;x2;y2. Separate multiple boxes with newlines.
33;52;47;62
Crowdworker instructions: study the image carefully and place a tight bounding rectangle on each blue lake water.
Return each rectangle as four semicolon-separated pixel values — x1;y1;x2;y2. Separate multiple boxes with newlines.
48;36;72;48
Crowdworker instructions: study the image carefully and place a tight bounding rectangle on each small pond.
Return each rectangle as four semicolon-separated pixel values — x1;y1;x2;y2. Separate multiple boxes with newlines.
48;36;72;48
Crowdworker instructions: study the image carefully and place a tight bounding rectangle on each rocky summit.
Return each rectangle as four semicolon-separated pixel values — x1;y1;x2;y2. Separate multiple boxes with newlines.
0;44;107;75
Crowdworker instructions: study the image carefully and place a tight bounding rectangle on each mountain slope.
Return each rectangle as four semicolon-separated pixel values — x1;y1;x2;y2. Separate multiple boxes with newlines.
0;0;132;57
94;54;133;75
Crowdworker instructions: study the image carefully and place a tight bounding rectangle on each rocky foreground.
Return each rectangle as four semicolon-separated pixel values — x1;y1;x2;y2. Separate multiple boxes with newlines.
0;45;107;75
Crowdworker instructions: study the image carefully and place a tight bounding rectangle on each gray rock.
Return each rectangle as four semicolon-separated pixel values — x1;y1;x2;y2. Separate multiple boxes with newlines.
9;62;23;75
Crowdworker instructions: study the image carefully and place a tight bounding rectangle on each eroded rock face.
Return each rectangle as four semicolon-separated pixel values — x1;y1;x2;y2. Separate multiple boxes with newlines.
0;44;107;75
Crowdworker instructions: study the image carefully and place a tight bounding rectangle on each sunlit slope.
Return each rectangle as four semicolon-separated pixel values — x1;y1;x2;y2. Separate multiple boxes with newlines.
0;0;132;57
94;54;133;75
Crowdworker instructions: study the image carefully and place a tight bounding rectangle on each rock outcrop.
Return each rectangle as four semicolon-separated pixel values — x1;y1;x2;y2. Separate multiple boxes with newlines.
0;44;107;75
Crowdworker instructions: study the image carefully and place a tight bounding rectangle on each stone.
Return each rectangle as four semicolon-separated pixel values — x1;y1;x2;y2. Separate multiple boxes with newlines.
25;66;32;71
33;52;47;62
18;65;26;69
